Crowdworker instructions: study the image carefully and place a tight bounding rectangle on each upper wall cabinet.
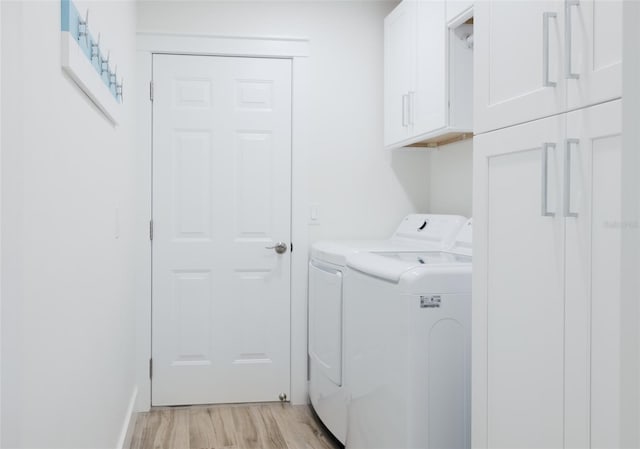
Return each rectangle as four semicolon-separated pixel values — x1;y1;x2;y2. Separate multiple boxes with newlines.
474;0;622;134
384;0;473;149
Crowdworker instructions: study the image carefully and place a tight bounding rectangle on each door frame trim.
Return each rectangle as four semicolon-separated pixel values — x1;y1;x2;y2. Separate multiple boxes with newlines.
135;32;310;411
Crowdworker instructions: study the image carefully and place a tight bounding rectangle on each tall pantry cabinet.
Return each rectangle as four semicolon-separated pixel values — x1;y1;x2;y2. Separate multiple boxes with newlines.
472;1;623;449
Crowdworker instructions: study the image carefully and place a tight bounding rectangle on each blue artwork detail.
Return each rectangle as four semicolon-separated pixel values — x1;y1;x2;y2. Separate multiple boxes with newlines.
61;0;122;103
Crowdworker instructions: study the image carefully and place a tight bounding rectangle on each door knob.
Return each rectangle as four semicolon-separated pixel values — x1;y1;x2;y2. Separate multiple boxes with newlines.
265;242;288;254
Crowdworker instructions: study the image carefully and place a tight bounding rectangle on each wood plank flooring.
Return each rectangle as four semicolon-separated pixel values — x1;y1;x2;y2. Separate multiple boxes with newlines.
129;403;343;449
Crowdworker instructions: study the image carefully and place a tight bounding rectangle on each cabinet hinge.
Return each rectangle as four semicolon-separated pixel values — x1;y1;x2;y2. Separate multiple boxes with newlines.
290;242;293;253
149;220;153;241
149;358;153;379
150;81;154;101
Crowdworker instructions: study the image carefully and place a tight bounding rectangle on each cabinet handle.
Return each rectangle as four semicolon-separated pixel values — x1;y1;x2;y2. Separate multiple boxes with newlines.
541;142;556;217
543;11;557;88
564;138;579;217
402;94;408;127
408;91;415;126
565;0;580;79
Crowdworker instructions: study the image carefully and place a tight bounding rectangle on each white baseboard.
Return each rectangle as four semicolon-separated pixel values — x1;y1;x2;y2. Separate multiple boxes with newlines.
117;386;138;449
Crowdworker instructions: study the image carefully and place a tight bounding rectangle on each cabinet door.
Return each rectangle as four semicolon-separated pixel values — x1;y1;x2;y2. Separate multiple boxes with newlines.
566;0;622;109
384;0;416;147
473;114;565;449
565;99;622;448
474;1;565;134
413;0;447;136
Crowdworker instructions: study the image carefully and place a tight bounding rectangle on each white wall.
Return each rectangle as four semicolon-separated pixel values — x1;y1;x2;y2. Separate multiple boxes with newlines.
137;0;431;242
1;1;140;448
427;138;473;218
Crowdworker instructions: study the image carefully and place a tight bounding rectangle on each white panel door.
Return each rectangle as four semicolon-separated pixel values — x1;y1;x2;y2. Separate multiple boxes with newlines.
474;0;565;134
565;99;622;448
384;0;416;147
152;54;292;406
473;114;565;449
566;0;622;110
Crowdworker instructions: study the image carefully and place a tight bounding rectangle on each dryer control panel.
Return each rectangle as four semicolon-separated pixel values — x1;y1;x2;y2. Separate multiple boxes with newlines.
392;214;467;249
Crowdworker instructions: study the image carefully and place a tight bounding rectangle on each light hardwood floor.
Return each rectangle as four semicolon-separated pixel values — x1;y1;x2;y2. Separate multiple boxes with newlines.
129;403;342;449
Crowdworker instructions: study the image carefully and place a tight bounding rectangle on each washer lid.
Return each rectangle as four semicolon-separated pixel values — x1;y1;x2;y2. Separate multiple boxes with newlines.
382;252;471;265
347;250;471;283
310;214;468;267
310;240;401;267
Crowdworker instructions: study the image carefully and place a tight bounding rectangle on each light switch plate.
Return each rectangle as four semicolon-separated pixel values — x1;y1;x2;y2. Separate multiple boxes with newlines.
309;203;320;225
114;205;120;239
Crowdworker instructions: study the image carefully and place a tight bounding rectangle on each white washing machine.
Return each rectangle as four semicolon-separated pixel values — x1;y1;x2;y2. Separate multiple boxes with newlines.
308;214;467;444
344;219;472;449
